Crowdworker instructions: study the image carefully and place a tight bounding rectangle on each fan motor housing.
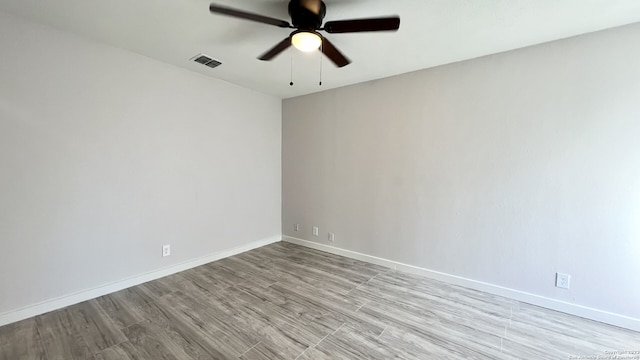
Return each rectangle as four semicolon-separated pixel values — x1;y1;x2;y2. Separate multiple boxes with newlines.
288;0;326;29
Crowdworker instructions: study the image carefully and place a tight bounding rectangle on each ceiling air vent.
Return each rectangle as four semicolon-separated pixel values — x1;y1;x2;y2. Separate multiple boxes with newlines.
191;54;221;69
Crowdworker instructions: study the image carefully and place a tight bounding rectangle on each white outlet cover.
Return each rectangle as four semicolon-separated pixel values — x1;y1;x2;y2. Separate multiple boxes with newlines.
312;226;319;236
162;244;171;257
556;272;570;289
328;232;335;242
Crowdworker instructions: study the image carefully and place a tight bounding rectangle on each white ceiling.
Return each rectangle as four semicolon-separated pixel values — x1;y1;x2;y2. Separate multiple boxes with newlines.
2;0;640;99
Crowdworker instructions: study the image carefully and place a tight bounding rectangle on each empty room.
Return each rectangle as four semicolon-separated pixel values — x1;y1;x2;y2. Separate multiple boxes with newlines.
1;0;639;359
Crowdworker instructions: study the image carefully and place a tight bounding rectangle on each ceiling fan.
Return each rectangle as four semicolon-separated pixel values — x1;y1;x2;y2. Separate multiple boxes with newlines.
209;0;400;67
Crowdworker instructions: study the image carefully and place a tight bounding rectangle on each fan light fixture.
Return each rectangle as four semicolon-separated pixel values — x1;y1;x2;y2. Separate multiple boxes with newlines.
209;1;401;68
291;31;322;52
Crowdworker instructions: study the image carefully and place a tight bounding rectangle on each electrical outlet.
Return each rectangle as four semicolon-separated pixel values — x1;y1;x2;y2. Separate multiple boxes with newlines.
328;232;335;242
162;244;171;257
556;272;570;289
312;226;319;237
294;223;300;232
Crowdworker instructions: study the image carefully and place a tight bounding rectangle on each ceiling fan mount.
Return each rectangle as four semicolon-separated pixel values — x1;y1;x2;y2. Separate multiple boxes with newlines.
288;0;326;30
209;0;400;68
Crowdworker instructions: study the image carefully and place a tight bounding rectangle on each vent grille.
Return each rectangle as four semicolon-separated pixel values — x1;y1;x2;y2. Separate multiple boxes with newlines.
191;54;221;69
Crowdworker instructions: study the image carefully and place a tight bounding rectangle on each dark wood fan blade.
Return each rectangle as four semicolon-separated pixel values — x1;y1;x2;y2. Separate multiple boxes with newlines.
323;17;400;33
258;37;292;61
210;4;291;28
321;37;350;67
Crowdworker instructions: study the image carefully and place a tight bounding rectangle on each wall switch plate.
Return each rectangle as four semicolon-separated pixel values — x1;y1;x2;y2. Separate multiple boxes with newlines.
294;223;300;232
162;244;171;257
556;272;570;289
312;226;319;236
328;232;335;242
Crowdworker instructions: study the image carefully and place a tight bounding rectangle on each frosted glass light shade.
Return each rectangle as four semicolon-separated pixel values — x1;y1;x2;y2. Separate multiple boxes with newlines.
292;31;322;52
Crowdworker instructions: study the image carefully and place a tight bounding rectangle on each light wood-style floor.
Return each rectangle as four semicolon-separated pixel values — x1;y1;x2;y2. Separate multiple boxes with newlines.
1;242;638;359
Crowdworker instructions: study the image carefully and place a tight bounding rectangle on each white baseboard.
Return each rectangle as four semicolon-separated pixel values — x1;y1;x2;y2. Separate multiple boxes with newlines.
283;235;640;332
0;235;281;327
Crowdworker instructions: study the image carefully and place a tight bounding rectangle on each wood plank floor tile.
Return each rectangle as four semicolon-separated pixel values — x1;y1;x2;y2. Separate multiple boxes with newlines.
94;292;146;330
0;318;46;360
93;341;150;360
154;272;218;298
294;346;337;360
358;300;509;359
2;242;639;360
268;283;387;337
66;300;127;354
135;299;237;359
377;325;472;359
221;287;331;348
350;282;510;340
105;285;162;310
190;264;246;289
239;341;302;360
373;271;516;318
30;300;126;359
138;280;173;298
122;321;189;360
157;291;258;356
36;308;94;360
237;327;310;360
512;302;640;350
312;324;398;359
272;276;366;312
286;244;388;275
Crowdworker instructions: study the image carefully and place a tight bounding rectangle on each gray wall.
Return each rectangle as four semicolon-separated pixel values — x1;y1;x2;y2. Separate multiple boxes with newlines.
283;23;640;319
0;12;281;315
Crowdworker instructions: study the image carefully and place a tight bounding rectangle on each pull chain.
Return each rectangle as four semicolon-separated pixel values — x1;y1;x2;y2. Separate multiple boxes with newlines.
289;48;294;86
319;40;323;86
